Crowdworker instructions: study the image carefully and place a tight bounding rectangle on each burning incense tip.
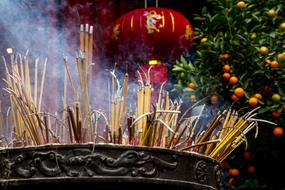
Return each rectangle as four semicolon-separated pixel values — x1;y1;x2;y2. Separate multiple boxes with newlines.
85;24;89;32
89;26;93;34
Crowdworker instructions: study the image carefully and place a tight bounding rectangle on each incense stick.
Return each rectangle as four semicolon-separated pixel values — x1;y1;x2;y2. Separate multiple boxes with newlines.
80;24;84;53
34;58;38;106
38;58;47;113
64;57;78;101
85;24;89;65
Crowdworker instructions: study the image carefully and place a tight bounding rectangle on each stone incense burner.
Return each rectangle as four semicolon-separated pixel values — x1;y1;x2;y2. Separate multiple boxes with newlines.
0;144;223;190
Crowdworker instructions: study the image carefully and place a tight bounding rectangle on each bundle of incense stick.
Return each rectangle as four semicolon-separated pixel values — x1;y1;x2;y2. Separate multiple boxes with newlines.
1;52;61;145
60;24;96;143
2;54;275;161
108;70;128;144
0;24;275;163
105;69;275;163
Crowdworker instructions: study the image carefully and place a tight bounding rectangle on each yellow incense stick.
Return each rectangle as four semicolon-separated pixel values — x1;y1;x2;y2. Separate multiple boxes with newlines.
34;59;38;106
119;74;128;131
88;26;93;66
85;24;89;65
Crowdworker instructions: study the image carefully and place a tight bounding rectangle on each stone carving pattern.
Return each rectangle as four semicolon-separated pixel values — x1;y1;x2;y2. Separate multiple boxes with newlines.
214;165;224;190
195;160;208;185
1;149;178;179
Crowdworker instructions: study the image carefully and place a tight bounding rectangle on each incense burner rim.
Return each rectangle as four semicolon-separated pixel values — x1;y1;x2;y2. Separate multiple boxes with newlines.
0;143;223;190
0;143;219;163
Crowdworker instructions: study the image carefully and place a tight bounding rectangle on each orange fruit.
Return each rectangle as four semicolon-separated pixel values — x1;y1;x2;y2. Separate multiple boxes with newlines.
270;61;280;68
236;1;247;9
231;94;239;102
219;53;230;60
229;168;240;177
223;73;231;80
247;166;256;174
249;97;258;107
211;95;219;105
280;22;285;30
229;76;238;85
200;37;208;43
223;53;230;60
267;9;277;17
272;94;281;102
188;82;196;89
273;126;283;137
272;110;281;118
234;87;245;98
223;64;231;72
277;53;285;61
254;93;262;99
260;46;269;55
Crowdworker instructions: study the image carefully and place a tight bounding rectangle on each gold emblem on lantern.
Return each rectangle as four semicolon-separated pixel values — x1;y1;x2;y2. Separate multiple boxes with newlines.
144;10;163;34
112;24;120;40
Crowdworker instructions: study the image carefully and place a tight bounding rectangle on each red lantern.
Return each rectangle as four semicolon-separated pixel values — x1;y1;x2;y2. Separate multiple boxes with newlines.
110;7;194;64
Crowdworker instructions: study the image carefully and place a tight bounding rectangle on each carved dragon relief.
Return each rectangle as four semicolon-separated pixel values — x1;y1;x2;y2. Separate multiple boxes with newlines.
1;149;178;179
195;160;209;185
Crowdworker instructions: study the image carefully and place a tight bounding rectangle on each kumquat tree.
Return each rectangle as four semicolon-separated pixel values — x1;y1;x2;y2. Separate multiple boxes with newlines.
172;0;285;189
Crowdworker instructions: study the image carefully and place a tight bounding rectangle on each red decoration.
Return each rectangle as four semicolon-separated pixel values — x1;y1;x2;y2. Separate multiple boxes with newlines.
110;7;194;63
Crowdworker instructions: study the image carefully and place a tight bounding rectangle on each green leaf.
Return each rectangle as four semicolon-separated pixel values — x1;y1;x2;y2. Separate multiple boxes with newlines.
180;56;187;65
190;76;197;84
244;80;250;89
183;88;195;92
236;34;247;41
270;104;280;110
172;67;185;72
244;92;250;99
187;62;195;71
253;70;264;75
278;88;285;97
252;13;261;22
239;73;247;81
211;14;227;26
196;50;202;58
194;16;205;21
258;107;270;114
202;7;208;15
